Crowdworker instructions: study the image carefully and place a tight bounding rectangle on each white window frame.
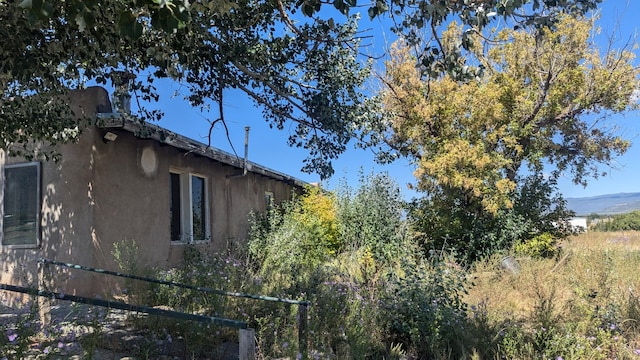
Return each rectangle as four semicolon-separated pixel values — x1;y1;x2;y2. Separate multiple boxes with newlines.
169;170;210;244
1;162;41;248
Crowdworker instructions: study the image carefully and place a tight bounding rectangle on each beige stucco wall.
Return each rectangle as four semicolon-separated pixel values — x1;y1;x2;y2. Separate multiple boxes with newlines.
88;128;299;296
1;87;108;304
1;87;302;303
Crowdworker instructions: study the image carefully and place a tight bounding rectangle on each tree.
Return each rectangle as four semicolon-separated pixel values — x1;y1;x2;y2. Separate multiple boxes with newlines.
382;15;639;261
1;0;373;177
592;211;640;232
2;0;604;177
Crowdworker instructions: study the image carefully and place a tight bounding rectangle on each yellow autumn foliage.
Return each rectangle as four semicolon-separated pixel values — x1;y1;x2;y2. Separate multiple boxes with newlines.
294;185;341;255
382;15;639;214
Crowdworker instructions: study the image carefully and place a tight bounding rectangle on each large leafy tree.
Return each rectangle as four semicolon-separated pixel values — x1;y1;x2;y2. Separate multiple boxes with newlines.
1;0;373;176
384;16;638;211
1;0;603;177
382;15;639;260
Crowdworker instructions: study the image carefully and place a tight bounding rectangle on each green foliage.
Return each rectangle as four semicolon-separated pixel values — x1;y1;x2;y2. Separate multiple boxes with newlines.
1;0;374;178
408;190;526;264
386;0;602;81
3;0;605;178
294;186;341;255
514;232;559;258
381;255;469;359
149;246;247;314
247;173;443;357
592;211;640;231
383;15;637;214
143;247;254;358
112;239;151;303
336;172;408;264
410;174;573;264
112;239;140;274
383;13;635;263
248;187;340;287
249;173;410;284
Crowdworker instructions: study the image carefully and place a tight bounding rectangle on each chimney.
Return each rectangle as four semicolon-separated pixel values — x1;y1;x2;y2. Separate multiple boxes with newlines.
111;71;134;114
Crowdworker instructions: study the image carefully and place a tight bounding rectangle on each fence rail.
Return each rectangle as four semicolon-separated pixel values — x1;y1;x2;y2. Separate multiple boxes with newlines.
36;258;309;359
0;283;247;328
38;258;309;306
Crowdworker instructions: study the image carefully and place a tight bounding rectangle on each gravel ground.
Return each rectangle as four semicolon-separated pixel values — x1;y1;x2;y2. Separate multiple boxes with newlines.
0;301;240;359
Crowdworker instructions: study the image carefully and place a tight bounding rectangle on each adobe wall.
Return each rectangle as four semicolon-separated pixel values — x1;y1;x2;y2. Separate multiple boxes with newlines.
0;87;111;305
88;128;298;295
1;86;302;302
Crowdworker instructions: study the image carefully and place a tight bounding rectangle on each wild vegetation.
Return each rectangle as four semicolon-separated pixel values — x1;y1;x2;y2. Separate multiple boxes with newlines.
3;0;640;359
591;211;640;232
4;178;640;359
95;208;640;359
2;0;603;177
380;13;639;263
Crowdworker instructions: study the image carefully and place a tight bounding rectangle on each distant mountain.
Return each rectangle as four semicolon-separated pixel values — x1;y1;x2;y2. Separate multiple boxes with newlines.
565;192;640;216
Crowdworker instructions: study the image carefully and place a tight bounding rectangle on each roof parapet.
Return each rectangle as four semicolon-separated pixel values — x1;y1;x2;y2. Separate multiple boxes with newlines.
96;114;307;188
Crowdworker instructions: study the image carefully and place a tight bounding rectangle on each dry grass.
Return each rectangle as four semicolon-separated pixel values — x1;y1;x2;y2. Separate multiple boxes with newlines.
465;231;640;359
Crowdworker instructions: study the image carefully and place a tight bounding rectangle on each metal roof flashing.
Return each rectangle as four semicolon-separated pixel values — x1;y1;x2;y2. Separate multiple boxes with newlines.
96;113;307;187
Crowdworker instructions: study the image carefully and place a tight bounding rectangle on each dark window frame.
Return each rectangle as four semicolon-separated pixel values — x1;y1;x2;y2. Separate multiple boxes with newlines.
2;162;41;248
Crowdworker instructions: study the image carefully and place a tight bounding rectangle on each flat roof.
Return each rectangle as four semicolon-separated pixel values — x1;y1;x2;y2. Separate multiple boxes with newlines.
97;114;307;188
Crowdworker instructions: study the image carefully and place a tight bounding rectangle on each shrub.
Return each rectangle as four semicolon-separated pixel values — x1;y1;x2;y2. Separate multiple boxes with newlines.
592;211;640;231
246;172;414;357
381;255;469;358
248;186;341;290
409;174;574;264
514;232;559;258
144;247;258;358
336;172;408;264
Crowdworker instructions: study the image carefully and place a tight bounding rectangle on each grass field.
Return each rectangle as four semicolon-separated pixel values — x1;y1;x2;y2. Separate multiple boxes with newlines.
4;231;640;359
465;231;640;359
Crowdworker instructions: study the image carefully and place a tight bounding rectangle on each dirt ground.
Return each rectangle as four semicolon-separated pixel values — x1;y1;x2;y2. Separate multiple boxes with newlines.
1;301;240;359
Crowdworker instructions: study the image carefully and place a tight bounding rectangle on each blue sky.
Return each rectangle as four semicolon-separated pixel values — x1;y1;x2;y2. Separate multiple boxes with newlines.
146;0;639;201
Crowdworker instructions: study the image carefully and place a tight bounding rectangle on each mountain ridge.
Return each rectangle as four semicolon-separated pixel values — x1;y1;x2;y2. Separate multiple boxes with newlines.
565;192;640;216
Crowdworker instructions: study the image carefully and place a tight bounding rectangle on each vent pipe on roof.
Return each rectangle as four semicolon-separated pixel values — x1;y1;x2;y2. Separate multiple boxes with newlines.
243;126;250;176
111;71;134;114
228;126;251;179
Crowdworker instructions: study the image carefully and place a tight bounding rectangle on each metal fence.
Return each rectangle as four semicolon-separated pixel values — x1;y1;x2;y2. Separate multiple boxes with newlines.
1;258;312;359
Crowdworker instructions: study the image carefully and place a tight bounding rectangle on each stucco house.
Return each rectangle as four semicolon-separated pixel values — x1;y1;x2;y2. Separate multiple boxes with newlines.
0;87;305;302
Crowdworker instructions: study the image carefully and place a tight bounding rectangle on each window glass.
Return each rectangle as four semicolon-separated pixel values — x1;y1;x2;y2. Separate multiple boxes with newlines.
265;191;274;211
191;175;206;241
169;172;182;241
3;163;40;246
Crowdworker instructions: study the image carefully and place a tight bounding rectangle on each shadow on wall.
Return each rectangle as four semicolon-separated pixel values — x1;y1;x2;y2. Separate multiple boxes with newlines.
1;155;87;306
1;88;111;306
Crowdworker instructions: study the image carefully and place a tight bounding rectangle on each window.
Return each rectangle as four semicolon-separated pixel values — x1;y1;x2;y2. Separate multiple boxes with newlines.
169;173;182;241
2;162;41;247
264;191;274;212
169;171;209;243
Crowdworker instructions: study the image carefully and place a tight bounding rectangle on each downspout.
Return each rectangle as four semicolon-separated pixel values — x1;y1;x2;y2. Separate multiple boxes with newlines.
227;126;250;179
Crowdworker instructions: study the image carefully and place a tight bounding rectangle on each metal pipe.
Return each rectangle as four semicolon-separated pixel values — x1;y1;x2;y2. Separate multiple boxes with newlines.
39;258;310;306
243;126;250;176
0;283;247;328
227;126;251;179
